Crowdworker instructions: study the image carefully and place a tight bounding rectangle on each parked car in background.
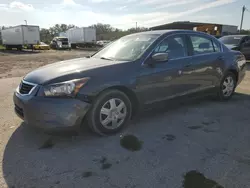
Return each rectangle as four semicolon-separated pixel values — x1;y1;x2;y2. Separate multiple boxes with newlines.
50;37;71;50
96;40;111;47
13;30;246;136
214;35;222;39
219;35;250;59
33;42;50;50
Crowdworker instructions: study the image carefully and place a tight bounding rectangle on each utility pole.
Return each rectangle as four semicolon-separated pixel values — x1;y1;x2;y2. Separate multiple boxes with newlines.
24;20;27;25
135;22;137;31
239;5;246;33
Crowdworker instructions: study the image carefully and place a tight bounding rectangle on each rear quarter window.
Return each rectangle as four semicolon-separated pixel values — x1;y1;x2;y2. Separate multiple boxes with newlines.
190;35;216;55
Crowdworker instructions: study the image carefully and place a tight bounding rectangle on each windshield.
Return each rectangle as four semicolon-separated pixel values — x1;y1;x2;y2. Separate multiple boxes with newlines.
57;38;68;42
92;34;160;61
40;42;46;45
219;36;242;45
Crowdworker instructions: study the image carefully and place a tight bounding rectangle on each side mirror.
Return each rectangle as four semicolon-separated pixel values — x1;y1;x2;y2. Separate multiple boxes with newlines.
152;53;168;62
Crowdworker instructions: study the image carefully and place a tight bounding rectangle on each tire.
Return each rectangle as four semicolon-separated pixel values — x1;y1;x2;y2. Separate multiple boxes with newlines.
5;46;11;50
71;44;77;49
217;72;236;101
87;89;132;136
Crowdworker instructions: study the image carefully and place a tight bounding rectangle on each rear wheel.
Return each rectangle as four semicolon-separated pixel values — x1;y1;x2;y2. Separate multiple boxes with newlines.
217;72;236;100
87;90;132;136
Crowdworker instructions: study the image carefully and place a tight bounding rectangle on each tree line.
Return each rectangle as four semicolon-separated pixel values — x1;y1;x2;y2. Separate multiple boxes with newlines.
0;23;149;44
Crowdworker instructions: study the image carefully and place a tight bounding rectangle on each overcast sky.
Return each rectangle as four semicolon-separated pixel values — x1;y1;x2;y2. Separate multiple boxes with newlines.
0;0;250;29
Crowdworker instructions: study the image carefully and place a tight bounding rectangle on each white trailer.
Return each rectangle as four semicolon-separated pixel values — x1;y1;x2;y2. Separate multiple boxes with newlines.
221;25;238;35
66;27;96;48
1;25;40;50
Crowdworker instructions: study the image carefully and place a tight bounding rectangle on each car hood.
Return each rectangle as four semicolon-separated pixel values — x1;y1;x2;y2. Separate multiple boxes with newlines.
225;44;238;50
24;57;122;85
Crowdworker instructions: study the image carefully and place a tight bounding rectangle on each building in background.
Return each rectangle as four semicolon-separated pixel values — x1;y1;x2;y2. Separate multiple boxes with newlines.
150;21;238;36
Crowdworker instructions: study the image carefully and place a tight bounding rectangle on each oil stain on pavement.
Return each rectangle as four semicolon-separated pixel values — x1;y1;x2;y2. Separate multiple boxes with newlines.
183;170;224;188
97;156;112;170
188;125;203;130
162;134;176;141
82;171;93;178
39;137;55;149
120;134;143;151
101;163;112;170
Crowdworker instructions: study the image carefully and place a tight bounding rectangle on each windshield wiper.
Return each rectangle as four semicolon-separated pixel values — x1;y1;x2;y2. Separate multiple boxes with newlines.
100;57;114;61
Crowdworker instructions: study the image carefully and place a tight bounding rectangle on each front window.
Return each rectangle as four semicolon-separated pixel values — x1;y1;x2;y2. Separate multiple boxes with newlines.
219;36;242;45
92;34;160;61
153;35;187;59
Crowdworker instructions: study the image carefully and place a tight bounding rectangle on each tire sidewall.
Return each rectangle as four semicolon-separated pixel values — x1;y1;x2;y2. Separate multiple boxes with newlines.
219;72;236;100
88;90;132;135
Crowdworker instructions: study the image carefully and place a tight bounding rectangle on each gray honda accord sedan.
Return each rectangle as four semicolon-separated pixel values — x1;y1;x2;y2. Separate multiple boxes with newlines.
13;30;246;136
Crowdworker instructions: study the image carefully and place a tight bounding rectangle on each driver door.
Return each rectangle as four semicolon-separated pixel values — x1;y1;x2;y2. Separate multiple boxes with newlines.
136;34;193;105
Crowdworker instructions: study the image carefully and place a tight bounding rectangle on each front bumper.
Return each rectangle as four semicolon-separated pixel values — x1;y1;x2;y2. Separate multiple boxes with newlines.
13;91;90;130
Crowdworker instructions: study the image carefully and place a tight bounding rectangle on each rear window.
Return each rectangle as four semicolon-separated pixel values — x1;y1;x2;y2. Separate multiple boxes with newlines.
190;35;214;55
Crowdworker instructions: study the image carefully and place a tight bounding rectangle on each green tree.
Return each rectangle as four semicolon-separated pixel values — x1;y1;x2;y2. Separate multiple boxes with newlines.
49;24;76;37
40;28;52;43
90;23;114;34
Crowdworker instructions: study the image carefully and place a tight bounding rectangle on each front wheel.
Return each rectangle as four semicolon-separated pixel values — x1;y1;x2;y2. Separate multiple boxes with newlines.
87;90;132;136
217;72;236;100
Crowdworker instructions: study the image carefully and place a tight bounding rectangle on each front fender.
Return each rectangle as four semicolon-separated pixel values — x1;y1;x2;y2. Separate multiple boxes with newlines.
76;78;137;102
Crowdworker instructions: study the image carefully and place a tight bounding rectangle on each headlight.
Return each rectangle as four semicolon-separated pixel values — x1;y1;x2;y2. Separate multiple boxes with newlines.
43;77;90;97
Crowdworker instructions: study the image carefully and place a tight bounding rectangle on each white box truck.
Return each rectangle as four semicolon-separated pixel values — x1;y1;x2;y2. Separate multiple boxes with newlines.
1;25;40;50
221;25;238;35
66;27;96;48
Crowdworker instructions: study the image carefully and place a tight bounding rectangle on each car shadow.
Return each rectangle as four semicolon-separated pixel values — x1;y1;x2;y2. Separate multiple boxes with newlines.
2;92;250;187
2;122;104;187
0;49;41;55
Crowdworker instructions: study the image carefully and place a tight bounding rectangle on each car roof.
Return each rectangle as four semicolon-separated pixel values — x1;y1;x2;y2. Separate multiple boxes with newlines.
127;29;210;36
221;35;248;38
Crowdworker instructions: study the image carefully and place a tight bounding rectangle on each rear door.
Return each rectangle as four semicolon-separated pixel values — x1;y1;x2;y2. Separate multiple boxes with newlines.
185;34;224;91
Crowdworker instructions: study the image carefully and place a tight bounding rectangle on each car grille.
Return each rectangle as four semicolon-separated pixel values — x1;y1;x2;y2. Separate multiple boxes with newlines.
62;42;68;45
15;104;24;118
19;81;35;95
